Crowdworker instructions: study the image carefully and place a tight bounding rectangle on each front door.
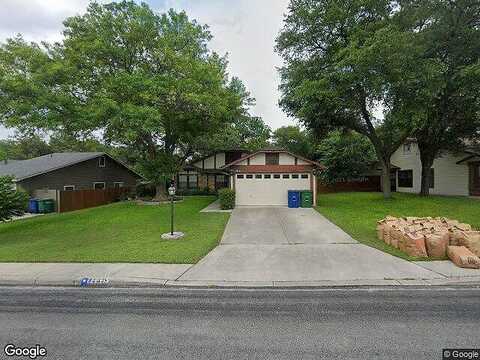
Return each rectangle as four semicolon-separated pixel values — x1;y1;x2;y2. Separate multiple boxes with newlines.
470;163;480;196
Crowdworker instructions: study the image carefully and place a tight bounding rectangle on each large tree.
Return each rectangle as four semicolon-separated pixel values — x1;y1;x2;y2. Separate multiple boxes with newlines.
317;130;377;184
0;134;50;160
276;0;420;198
394;0;480;196
199;115;271;152
0;1;249;198
271;125;315;158
193;77;271;152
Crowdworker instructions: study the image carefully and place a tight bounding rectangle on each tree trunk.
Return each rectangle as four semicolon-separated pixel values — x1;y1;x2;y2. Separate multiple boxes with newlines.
381;160;392;199
419;154;435;197
154;183;168;201
417;141;438;197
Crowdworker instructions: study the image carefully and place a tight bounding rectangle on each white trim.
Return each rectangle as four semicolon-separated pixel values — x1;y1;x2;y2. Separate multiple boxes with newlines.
63;185;75;191
98;156;106;168
93;182;106;189
113;181;124;188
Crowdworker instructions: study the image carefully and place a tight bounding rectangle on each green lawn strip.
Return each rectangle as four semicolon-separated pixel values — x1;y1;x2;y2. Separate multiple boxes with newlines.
315;192;480;261
0;196;229;263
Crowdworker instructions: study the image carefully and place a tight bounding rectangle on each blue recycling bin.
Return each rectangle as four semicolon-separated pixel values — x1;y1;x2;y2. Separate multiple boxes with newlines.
28;199;39;214
288;190;300;208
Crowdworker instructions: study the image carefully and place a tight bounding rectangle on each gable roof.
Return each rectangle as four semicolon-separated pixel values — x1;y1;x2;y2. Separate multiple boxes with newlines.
0;152;143;181
188;149;250;166
220;149;324;169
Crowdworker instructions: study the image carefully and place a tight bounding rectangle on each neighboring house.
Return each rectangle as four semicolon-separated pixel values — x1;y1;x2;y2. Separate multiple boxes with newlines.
0;152;142;194
179;148;322;206
178;149;250;192
390;140;480;196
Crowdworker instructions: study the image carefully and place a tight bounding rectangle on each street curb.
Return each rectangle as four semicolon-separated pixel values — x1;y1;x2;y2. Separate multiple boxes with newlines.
1;277;480;289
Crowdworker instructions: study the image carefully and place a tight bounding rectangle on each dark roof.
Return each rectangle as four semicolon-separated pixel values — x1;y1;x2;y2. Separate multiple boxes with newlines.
373;161;400;170
0;152;143;181
188;149;250;166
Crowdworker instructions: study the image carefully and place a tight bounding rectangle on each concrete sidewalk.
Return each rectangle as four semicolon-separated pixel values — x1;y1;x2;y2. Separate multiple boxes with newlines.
0;261;479;288
0;263;192;287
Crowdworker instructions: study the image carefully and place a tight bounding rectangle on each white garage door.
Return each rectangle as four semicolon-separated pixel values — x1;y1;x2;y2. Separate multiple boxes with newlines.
235;173;311;206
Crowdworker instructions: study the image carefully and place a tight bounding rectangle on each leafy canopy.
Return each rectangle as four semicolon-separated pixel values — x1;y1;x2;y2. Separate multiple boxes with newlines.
0;1;250;187
271;125;315;159
276;0;422;197
317;131;376;184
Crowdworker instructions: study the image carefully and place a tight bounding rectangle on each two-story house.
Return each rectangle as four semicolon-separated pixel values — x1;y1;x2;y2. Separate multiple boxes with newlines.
390;139;480;196
178;148;323;206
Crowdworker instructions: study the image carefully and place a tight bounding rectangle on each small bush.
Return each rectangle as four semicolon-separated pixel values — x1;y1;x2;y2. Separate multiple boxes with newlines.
136;183;156;198
218;188;235;210
176;187;215;196
0;176;29;221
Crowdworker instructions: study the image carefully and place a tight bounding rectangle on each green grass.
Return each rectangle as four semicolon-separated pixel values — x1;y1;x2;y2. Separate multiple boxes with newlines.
315;192;480;261
0;196;229;263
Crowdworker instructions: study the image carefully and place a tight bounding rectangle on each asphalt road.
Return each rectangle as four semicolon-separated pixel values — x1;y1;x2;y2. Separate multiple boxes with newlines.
0;286;479;360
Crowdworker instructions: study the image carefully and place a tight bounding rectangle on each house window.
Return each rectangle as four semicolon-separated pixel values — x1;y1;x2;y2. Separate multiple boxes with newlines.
64;185;75;191
93;182;106;190
178;175;188;189
214;175;228;189
403;144;412;154
255;174;262;179
114;182;124;189
189;174;198;189
429;168;434;188
237;174;244;179
98;156;106;168
301;174;309;179
282;174;290;179
246;174;253;179
264;174;271;179
178;172;198;190
265;153;279;165
273;174;281;179
398;170;413;188
292;174;299;179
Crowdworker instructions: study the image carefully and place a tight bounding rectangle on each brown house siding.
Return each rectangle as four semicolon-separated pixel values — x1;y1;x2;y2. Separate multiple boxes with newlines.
17;156;139;194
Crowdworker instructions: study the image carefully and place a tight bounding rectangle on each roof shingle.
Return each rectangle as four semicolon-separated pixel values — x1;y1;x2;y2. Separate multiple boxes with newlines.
0;152;105;181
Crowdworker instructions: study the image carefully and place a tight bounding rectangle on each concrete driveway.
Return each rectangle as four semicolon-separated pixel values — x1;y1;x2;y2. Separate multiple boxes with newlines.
221;207;356;245
179;207;441;283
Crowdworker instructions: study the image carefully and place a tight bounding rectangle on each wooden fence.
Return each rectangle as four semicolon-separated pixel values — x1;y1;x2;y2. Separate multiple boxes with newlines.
317;176;381;194
58;188;129;213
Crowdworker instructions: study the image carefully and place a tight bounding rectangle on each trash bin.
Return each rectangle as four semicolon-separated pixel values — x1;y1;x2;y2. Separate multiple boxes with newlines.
288;190;300;208
300;190;313;208
43;199;55;213
37;199;55;213
28;199;39;214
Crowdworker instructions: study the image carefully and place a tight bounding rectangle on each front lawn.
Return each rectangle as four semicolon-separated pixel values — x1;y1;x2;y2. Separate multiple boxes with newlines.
0;196;228;263
316;192;480;260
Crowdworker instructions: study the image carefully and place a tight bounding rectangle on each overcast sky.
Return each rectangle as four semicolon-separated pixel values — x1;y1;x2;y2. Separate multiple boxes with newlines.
0;0;294;139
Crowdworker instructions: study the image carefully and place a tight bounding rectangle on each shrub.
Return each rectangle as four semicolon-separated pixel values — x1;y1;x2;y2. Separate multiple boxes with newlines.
136;182;156;198
176;187;215;196
0;176;29;221
218;188;235;210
